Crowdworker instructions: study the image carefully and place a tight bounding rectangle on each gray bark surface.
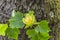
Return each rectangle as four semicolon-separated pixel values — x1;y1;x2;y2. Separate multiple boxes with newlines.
0;0;59;40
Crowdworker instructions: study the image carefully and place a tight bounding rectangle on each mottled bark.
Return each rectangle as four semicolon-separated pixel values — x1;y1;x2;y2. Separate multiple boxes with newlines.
0;0;59;40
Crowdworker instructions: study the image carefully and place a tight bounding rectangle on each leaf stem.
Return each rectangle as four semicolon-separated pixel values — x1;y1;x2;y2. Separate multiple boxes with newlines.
34;22;40;25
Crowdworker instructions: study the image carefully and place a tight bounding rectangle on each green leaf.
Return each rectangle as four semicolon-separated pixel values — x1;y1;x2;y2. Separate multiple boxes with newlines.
6;28;20;40
26;29;36;38
0;24;8;36
40;32;50;39
26;29;38;40
26;20;51;40
26;29;50;40
35;20;50;33
31;36;37;40
9;10;24;28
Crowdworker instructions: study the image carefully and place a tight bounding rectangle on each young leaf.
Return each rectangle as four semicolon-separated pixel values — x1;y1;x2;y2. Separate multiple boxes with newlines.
0;24;8;36
6;28;20;40
26;29;36;38
26;20;50;40
40;32;50;39
35;20;50;33
9;10;24;28
22;11;36;28
26;29;50;40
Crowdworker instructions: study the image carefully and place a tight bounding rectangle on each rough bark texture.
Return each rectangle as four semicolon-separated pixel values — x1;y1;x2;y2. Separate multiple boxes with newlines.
0;0;59;40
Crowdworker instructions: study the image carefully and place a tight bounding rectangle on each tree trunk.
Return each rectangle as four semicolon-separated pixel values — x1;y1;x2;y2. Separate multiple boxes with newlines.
0;0;59;40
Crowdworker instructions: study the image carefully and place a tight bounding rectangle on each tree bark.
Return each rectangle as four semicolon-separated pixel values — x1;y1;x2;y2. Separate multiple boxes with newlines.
0;0;59;40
